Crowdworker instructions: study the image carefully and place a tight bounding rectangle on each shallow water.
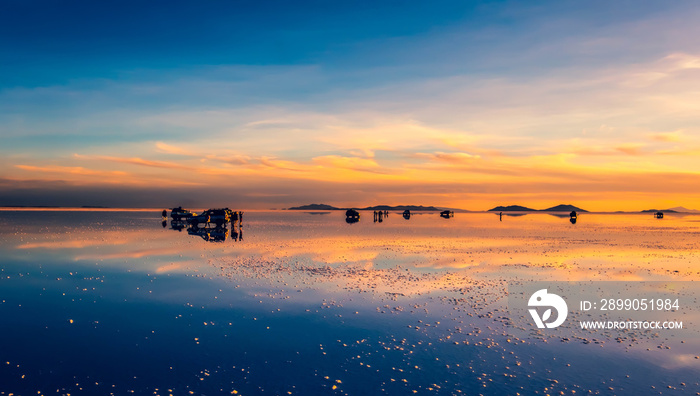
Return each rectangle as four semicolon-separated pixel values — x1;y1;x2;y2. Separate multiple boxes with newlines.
0;210;699;395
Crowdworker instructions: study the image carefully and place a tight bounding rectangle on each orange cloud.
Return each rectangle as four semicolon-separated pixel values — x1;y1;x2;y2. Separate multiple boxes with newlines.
412;151;481;163
14;164;127;177
648;131;683;142
312;155;389;174
74;154;192;170
614;144;645;156
155;141;191;155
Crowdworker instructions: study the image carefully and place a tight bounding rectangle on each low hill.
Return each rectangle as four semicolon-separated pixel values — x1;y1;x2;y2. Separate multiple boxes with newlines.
288;204;441;211
288;204;340;210
541;204;588;212
361;205;440;211
641;209;678;213
488;205;536;212
666;206;700;213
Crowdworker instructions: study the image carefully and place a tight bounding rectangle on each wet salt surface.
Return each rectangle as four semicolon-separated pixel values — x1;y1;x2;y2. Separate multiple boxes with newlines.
0;210;699;395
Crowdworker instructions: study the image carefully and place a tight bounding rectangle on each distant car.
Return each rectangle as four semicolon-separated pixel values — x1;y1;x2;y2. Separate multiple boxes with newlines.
171;207;193;221
346;209;360;218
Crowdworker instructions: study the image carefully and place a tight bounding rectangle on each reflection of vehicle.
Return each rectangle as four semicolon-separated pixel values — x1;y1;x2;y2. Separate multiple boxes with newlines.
440;210;454;218
171;207;193;221
188;226;230;242
170;220;188;231
167;220;243;242
345;209;360;223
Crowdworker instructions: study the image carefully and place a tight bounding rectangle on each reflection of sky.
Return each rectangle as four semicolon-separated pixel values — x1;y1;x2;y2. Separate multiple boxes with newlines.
2;210;700;394
7;211;700;284
3;2;700;210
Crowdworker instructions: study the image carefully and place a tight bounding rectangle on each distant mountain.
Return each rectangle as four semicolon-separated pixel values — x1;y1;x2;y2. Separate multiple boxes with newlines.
288;203;340;210
360;205;440;211
436;207;473;213
667;206;700;213
288;203;441;211
641;209;678;213
488;205;536;212
541;204;588;212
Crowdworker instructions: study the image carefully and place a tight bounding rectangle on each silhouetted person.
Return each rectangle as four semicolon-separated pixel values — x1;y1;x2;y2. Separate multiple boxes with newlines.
239;211;243;225
162;209;167;218
499;212;502;221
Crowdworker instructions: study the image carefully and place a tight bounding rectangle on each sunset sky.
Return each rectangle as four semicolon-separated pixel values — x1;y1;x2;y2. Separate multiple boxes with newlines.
2;1;700;211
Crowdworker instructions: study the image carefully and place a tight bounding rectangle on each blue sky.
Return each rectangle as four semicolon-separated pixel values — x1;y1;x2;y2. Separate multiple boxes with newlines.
2;1;700;209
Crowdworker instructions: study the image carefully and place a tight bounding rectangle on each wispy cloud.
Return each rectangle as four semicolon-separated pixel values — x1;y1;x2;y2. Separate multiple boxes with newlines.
648;131;683;142
15;164;127;177
74;154;193;170
155;141;192;156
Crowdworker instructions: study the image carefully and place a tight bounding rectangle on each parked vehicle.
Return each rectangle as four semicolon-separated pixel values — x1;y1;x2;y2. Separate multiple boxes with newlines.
202;208;232;226
171;206;193;221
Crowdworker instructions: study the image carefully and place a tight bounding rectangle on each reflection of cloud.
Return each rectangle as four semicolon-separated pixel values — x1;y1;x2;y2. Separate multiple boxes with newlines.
155;260;200;274
17;239;128;249
74;247;186;261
